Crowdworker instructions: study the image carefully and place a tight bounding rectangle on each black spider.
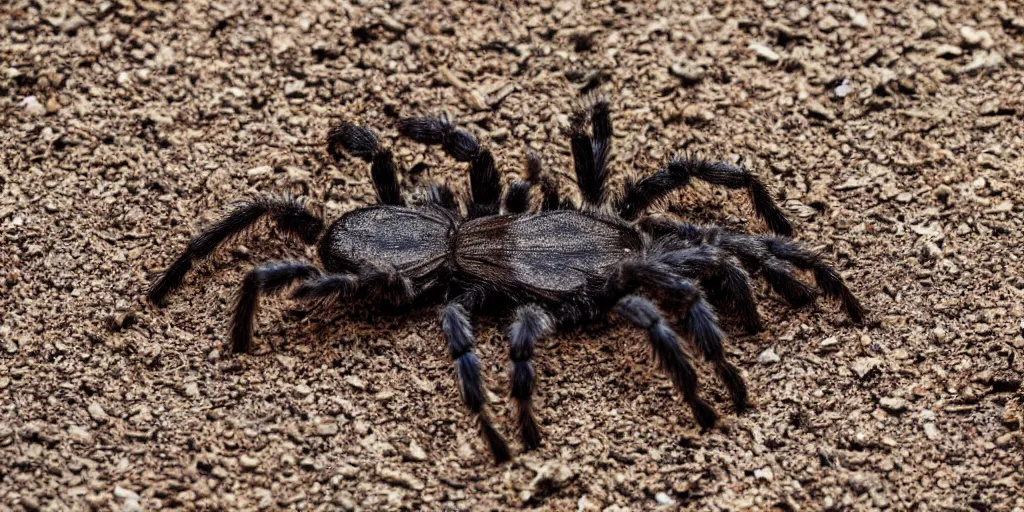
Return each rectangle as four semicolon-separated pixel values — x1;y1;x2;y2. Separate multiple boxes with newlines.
147;97;864;463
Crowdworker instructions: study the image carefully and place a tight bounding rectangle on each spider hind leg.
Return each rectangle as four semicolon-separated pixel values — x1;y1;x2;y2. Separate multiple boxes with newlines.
506;304;553;450
147;196;324;307
441;296;511;463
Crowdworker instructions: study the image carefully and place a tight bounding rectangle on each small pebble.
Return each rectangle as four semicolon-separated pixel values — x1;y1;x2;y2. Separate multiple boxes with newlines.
806;100;836;121
934;44;962;58
68;425;92;443
851;357;880;378
381;15;405;33
849;10;870;29
113;486;140;501
669;62;705;83
879;397;908;414
818;15;840;32
284;80;306;98
247;165;273;180
749;43;780;63
345;376;366;390
239;455;260;470
97;34;114;50
21;96;46;116
655;492;674;505
294;384;313;397
757;347;780;364
316;422;339;437
960;26;994;49
407;441;428;461
834;78;854;98
61;15;88;33
963;51;1004;73
919;241;942;262
88;403;108;422
379;468;425;490
21;496;40;512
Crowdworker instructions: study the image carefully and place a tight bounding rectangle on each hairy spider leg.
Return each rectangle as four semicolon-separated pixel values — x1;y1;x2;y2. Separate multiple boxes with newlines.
424;183;459;213
615;261;749;414
589;96;613;191
505;304;553;450
642;219;864;324
759;236;865;324
613;295;720;429
148;196;324;307
504;150;561;214
232;261;418;353
441;293;511;463
327;123;404;206
231;261;321;353
568;96;613;208
652;243;762;334
293;265;416;308
397;117;501;218
618;157;793;236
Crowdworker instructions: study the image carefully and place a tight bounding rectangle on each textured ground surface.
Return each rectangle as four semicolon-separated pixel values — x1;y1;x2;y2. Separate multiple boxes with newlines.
2;0;1024;510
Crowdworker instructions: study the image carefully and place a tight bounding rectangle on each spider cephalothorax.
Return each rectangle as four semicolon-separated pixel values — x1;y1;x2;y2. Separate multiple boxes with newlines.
148;97;864;463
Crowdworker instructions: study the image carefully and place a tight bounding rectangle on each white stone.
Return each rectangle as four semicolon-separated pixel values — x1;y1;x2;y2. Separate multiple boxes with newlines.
757;347;780;364
21;96;45;116
749;43;780;63
113;486;140;501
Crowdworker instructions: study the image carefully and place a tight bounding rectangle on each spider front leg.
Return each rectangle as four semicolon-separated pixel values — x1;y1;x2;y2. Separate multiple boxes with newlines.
755;235;865;323
642;218;865;323
505;304;554;450
653;243;762;333
440;293;511;463
328;123;404;206
613;295;719;429
615;261;749;415
397;116;501;218
618;157;792;236
231;261;321;353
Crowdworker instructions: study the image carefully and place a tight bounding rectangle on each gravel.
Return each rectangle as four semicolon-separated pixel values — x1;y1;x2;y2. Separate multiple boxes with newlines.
2;0;1022;510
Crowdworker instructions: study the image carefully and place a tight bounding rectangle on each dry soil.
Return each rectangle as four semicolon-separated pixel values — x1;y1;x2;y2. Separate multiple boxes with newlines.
2;0;1024;510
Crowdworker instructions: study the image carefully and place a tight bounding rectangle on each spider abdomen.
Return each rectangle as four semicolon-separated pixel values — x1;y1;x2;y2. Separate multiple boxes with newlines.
320;205;454;279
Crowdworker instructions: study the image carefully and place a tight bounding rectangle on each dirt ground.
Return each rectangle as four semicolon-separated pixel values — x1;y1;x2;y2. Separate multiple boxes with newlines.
2;0;1023;510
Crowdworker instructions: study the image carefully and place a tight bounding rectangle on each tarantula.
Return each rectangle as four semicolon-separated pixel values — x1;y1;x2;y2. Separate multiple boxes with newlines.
147;97;864;463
